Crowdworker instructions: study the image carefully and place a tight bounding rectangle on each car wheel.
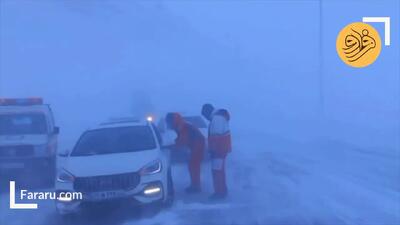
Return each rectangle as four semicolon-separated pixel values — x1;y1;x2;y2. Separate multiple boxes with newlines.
43;156;56;187
57;212;77;222
56;207;77;221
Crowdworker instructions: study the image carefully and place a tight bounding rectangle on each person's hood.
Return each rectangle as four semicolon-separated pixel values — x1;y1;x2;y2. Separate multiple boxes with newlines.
166;112;185;131
201;104;214;121
61;149;160;177
0;134;48;146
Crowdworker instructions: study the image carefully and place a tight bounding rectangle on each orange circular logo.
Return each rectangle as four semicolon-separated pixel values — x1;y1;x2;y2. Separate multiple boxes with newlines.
336;22;381;68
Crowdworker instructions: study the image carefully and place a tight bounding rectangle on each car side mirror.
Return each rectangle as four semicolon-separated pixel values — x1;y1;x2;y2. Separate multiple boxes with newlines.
53;126;60;135
58;149;70;157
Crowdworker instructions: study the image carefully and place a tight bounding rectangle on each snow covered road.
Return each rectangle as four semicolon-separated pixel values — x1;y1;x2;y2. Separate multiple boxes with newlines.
1;135;399;225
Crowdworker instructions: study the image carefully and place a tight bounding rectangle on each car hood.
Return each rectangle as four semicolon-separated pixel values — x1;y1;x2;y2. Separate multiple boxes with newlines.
0;135;48;146
62;149;160;177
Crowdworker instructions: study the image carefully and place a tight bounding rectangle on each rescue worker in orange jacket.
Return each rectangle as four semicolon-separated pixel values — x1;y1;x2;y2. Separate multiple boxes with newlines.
166;112;205;193
201;104;232;199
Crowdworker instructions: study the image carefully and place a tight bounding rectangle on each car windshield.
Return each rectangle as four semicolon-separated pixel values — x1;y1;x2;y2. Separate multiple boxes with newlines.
0;113;48;135
71;126;156;156
183;116;207;128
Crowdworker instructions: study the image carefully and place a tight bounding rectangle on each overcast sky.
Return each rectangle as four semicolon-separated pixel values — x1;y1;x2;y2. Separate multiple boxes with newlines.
0;0;398;150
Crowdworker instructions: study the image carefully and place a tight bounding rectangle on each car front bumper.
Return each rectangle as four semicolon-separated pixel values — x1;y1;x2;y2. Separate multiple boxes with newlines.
0;157;51;170
55;181;165;214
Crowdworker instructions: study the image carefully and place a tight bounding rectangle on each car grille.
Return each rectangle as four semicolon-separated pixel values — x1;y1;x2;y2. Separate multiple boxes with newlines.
74;172;140;192
0;145;34;157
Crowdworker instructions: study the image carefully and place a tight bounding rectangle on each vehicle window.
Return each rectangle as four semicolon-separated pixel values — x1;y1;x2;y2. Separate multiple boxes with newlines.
183;116;207;128
0;113;48;135
71;126;156;156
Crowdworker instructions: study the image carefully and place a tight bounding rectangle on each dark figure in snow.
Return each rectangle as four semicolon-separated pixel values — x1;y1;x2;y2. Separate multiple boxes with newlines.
166;112;205;193
201;104;232;200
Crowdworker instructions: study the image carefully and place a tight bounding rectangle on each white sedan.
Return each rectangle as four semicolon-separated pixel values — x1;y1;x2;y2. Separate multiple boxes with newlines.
55;118;174;216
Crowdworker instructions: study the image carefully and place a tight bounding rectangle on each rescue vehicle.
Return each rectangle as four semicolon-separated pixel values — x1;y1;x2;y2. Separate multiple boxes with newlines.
0;98;59;182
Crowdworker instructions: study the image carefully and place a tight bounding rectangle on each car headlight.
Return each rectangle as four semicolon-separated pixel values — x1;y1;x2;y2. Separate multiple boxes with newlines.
57;169;75;183
139;160;162;175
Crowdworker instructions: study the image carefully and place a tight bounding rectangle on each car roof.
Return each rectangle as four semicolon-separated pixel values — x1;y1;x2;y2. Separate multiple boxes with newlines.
182;115;203;119
182;115;207;128
0;104;51;114
89;118;150;131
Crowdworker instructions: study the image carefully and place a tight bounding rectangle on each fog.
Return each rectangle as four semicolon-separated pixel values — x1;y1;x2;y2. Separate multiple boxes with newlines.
1;0;398;149
0;0;399;225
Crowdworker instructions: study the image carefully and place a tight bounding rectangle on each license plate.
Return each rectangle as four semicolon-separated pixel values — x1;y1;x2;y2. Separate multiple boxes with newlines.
0;163;25;169
88;191;122;200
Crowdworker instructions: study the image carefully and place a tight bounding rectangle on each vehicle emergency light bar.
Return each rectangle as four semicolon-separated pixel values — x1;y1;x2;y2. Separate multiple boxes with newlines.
0;97;43;106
